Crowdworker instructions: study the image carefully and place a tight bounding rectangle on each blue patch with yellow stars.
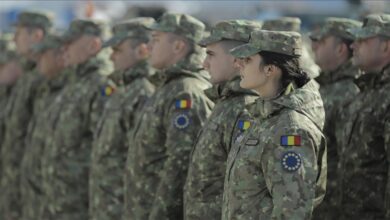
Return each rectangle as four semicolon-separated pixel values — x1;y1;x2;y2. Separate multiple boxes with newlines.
281;151;302;172
173;113;190;130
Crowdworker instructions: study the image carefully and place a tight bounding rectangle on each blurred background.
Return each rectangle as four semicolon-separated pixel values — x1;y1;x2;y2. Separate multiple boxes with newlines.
0;0;389;33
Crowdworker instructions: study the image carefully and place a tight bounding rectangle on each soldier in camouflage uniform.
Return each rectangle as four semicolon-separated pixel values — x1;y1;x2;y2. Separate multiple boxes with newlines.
309;18;362;220
335;14;390;220
124;13;213;220
183;20;260;220
89;18;156;220
222;30;327;220
19;34;68;220
263;17;321;79
0;11;52;220
38;19;111;220
0;33;21;184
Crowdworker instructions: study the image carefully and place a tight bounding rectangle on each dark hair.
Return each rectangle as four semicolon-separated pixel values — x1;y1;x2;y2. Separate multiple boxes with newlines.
258;51;310;88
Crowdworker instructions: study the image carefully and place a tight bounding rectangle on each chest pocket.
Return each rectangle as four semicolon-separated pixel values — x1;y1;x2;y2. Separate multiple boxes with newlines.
227;133;264;181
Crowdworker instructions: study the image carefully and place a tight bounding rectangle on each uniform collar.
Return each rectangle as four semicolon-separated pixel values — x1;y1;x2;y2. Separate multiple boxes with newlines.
246;82;296;119
355;63;390;91
316;59;361;85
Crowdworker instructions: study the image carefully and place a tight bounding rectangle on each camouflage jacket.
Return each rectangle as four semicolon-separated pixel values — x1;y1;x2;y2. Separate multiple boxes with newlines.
183;76;257;220
39;55;109;220
312;60;360;219
20;70;71;220
222;80;326;220
0;85;12;149
0;85;12;180
125;52;214;220
0;63;43;220
89;61;155;220
335;64;390;220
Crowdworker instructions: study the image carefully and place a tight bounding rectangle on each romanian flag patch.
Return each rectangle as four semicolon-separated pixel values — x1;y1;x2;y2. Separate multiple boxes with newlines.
101;85;116;97
280;135;301;146
175;99;192;109
237;120;251;131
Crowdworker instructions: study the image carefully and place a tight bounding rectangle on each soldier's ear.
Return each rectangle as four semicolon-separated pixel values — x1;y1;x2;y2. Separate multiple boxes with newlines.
87;37;102;55
172;39;186;54
382;38;390;53
136;43;149;59
32;28;44;43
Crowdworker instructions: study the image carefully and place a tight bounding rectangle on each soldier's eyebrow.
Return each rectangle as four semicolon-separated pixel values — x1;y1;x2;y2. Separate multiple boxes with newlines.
206;49;215;55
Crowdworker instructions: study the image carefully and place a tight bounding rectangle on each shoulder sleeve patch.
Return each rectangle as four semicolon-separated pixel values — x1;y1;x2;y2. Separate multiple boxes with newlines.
100;85;116;97
280;135;301;147
281;151;302;172
173;113;190;130
175;99;192;109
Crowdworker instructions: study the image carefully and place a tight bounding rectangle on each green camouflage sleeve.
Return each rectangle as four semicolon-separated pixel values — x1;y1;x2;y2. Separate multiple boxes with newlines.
261;127;318;220
384;112;390;219
149;92;211;219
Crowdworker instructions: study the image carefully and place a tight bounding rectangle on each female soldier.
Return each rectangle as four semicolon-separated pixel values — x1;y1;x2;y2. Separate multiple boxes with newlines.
222;30;327;220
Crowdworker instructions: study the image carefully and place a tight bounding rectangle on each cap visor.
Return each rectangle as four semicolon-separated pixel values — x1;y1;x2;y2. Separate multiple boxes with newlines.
198;35;222;47
348;27;376;40
103;36;122;48
230;43;259;58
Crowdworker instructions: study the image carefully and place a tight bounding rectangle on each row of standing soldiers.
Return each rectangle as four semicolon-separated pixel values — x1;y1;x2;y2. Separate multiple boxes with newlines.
0;10;389;220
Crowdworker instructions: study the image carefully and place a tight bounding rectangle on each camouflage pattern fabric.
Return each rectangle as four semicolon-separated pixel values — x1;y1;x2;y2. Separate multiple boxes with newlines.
335;64;390;220
89;60;155;220
124;48;214;220
0;65;43;220
183;76;257;220
39;55;109;220
20;69;71;220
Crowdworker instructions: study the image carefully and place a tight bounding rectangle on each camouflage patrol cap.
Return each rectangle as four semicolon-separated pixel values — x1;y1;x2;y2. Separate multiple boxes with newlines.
0;33;17;64
13;11;53;32
199;20;262;47
62;19;108;43
230;30;302;58
348;14;390;40
104;17;155;48
310;17;362;41
148;12;205;42
262;17;301;32
31;34;64;54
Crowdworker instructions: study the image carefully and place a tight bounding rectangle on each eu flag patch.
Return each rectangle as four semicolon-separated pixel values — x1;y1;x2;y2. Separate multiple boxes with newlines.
280;135;301;146
175;99;192;109
101;85;115;97
237;120;251;131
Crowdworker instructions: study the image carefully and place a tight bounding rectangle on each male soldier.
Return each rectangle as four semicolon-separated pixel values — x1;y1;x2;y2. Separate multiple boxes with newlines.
183;20;260;220
309;18;362;219
0;11;52;220
124;13;213;219
0;33;21;181
19;34;68;220
0;33;20;146
89;18;156;220
39;19;110;220
335;14;390;220
263;17;321;79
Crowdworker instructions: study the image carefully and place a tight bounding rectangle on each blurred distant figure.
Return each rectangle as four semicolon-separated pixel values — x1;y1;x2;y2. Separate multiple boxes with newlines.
310;17;362;220
89;17;156;220
19;34;68;220
0;11;52;220
335;14;390;220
